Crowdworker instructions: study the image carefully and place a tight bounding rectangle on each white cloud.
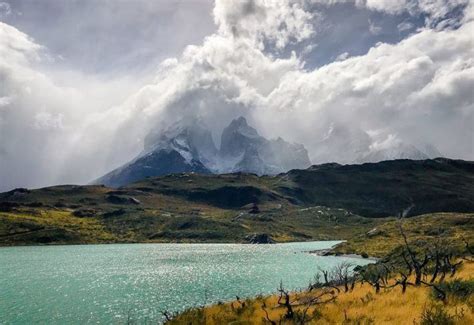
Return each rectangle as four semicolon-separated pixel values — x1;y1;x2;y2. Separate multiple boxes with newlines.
105;0;472;163
363;0;410;14
368;19;382;35
0;96;13;107
397;21;414;32
335;52;350;61
313;0;469;28
0;22;42;64
34;112;64;130
0;2;11;18
370;133;402;151
0;22;142;190
214;0;315;49
262;18;473;161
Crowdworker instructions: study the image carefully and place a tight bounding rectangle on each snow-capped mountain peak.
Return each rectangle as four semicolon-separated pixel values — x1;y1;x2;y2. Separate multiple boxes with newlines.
94;116;311;186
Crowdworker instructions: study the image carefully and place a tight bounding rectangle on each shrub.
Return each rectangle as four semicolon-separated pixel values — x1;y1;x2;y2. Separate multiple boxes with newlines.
420;305;455;325
432;280;474;301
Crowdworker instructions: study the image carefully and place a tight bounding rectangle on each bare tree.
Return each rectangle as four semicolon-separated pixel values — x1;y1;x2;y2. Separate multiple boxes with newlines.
261;302;277;325
277;281;294;319
333;262;354;293
314;266;341;294
317;266;330;286
398;220;429;286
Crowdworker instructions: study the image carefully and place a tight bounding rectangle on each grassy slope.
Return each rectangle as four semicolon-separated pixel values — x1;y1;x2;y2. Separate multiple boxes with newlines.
0;209;116;244
0;205;382;246
169;261;474;324
0;181;383;245
334;213;474;258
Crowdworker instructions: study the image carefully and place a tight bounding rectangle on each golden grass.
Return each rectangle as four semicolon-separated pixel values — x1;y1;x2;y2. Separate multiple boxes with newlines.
334;213;474;258
169;261;474;324
0;208;117;243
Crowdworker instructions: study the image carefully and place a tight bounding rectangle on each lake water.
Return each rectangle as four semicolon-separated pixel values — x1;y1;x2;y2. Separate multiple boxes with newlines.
0;242;372;324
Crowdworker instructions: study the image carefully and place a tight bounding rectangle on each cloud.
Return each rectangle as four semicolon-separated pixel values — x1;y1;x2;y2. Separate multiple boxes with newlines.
312;0;469;26
100;0;472;163
368;19;382;35
0;0;473;191
0;22;41;63
0;2;11;18
33;112;64;130
0;96;13;106
335;52;350;61
397;21;414;32
213;0;315;49
269;17;473;160
0;22;142;190
363;0;409;14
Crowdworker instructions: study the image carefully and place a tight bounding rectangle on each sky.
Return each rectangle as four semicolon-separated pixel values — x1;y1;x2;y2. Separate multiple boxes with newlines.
0;0;473;191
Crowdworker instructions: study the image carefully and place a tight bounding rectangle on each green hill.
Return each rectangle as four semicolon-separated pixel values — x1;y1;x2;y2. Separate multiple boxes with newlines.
1;158;473;245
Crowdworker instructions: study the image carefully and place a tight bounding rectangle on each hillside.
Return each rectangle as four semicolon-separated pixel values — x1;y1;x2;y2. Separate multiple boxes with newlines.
169;260;474;324
1;158;473;245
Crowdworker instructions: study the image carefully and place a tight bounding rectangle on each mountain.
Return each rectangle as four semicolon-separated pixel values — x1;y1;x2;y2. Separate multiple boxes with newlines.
219;117;311;174
220;116;265;158
357;142;429;163
95;117;311;187
93;150;211;188
144;119;218;166
1;158;473;245
95;120;213;188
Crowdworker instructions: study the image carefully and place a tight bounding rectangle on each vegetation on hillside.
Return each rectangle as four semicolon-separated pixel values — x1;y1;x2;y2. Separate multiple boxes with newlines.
1;158;473;245
334;213;474;258
0;204;381;245
168;262;474;324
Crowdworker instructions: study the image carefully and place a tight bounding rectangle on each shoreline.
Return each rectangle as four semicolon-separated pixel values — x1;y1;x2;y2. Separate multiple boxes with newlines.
306;242;380;261
0;239;345;248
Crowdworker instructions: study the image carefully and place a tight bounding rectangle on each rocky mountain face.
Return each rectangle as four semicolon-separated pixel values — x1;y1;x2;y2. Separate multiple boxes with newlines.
94;150;211;188
143;119;218;167
95;117;311;187
219;117;311;174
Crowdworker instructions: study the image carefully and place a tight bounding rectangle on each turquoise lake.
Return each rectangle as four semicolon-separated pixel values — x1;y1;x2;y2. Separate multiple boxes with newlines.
0;242;372;324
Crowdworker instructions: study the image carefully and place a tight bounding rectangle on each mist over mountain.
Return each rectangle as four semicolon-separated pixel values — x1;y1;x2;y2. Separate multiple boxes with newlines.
309;122;443;164
96;117;311;187
0;0;472;191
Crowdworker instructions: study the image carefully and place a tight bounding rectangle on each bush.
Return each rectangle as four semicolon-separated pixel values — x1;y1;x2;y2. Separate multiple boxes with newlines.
73;208;97;218
420;305;455;325
432;280;474;301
